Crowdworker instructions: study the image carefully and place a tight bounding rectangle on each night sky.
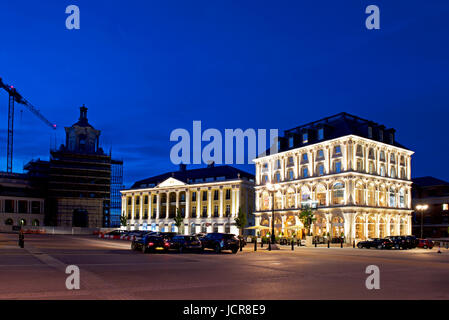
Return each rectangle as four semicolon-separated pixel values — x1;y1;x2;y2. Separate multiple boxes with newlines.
1;0;448;187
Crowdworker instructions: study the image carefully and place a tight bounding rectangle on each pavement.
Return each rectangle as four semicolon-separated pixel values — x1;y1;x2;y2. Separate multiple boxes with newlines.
1;233;449;300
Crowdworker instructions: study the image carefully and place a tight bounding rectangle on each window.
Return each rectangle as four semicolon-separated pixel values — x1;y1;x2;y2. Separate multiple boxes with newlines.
380;165;386;177
136;197;140;205
262;175;268;184
191;192;196;202
334;161;342;173
356;145;363;157
443;204;448;211
202;191;207;201
334;145;341;156
368;148;375;160
214;205;219;217
301;153;308;163
144;196;148;204
390;133;394;144
288;136;294;148
213;190;219;201
31;201;41;214
317;149;324;160
288;170;294;180
153;195;157;203
332;183;345;205
225;205;231;217
18;201;27;214
318;128;324;140
5;218;13;225
225;189;231;200
316;184;327;206
287;156;294;166
277;140;281;151
5;200;14;213
302;133;308;143
275;159;281;169
368;126;373;138
274;172;281;182
318;164;324;176
389;188;396;207
390;167;396;178
357;160;363;172
369;162;375;174
399;189;405;208
390;154;396;163
127;198;131;205
379;130;383;141
202;206;207;217
302;167;308;178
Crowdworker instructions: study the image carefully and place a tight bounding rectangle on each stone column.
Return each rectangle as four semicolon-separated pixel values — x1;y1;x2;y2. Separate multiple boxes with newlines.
139;194;143;221
196;190;201;218
219;189;224;218
176;191;180;216
208;189;212;218
166;192;169;219
148;193;153;219
185;190;190;219
156;193;160;219
131;195;135;220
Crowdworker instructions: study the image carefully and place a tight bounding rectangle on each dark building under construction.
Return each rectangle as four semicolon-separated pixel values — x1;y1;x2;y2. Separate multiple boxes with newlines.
26;106;121;228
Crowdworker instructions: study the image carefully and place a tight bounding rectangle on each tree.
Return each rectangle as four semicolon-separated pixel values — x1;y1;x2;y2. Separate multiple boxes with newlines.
234;206;247;237
299;206;316;236
120;214;127;227
174;208;184;234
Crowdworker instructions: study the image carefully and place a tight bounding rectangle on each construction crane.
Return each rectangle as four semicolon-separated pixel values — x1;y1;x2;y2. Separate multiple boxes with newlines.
0;77;56;172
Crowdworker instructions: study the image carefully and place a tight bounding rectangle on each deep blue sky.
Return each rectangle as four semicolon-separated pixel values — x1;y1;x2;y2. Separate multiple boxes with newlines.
0;0;448;187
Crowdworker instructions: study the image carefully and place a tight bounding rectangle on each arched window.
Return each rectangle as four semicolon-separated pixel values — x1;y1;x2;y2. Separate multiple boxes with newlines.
261;175;268;184
286;189;295;209
355;216;365;239
355;182;364;205
224;223;231;234
389;188;396;207
301;186;311;202
332;183;345;205
367;184;376;206
274;172;281;183
379;218;386;238
274;191;283;209
316;184;327;206
368;215;376;239
201;223;207;233
390;167;396;178
32;219;40;227
212;223;219;233
190;223;196;234
5;218;13;225
19;219;26;226
399;189;405;208
261;192;270;210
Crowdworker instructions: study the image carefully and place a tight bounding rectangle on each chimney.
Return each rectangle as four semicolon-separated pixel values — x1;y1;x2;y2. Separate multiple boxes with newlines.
179;164;187;172
79;104;88;121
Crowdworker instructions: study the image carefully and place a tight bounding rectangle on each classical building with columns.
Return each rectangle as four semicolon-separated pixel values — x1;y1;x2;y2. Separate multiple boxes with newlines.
121;164;254;235
253;113;414;243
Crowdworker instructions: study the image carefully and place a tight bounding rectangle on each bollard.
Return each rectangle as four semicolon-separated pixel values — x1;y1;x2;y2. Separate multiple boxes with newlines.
254;239;257;252
261;239;263;248
341;238;343;248
291;239;294;251
315;240;317;248
297;240;300;247
327;240;330;248
268;239;272;251
353;240;355;248
240;239;243;252
18;231;24;248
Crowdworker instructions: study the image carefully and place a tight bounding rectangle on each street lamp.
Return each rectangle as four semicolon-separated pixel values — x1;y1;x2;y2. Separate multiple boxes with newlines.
266;182;281;246
416;204;428;239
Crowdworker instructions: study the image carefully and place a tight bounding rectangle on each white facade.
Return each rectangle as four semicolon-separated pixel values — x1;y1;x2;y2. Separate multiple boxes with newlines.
253;134;414;243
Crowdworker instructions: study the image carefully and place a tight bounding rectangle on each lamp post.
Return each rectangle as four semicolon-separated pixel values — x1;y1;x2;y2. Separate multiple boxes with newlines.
416;204;428;239
266;183;281;245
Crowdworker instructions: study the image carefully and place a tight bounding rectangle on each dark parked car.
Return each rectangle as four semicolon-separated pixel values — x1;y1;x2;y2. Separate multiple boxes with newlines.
417;239;434;249
131;234;170;253
201;233;239;254
357;238;393;249
171;235;203;253
385;236;407;249
404;235;418;249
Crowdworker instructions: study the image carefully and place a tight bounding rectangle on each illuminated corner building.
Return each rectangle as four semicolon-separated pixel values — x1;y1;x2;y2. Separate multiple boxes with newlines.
253;112;414;243
26;106;112;228
121;163;254;235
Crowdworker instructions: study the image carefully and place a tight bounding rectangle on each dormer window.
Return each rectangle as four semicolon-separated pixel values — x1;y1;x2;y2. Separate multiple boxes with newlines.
302;133;308;144
368;126;373;138
288;136;294;148
318;128;324;140
390;133;394;144
379;130;383;142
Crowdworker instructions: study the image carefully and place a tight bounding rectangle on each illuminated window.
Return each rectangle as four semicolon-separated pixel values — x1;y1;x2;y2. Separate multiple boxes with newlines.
334;145;341;156
334;161;342;173
317;149;324;160
318;128;324;140
301;153;308;163
332;183;345;205
302;133;308;144
443;204;448;211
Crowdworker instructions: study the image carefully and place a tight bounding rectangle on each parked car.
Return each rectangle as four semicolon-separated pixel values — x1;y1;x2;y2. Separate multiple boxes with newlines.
171;235;203;253
201;233;240;254
357;238;393;249
404;235;418;249
106;230;127;236
385;236;407;249
131;234;170;253
417;239;434;249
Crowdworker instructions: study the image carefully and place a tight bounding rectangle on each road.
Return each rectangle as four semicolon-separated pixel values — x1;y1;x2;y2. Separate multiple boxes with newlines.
1;233;448;300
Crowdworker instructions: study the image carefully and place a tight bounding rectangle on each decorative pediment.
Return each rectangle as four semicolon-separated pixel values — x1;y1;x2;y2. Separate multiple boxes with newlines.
157;177;187;188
